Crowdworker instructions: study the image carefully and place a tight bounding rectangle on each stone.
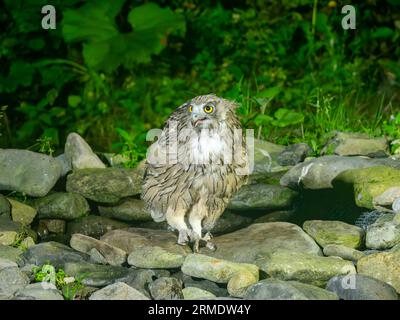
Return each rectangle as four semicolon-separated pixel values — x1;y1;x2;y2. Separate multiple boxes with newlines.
70;233;127;266
207;211;253;235
148;277;183;300
243;278;338;300
0;267;30;298
366;214;400;249
357;251;400;293
55;153;72;176
0;258;18;270
256;250;356;287
172;272;228;297
32;192;89;221
228;184;297;211
8;198;37;226
88;248;108;265
14;283;64;300
182;287;216;299
98;198;152;222
393;199;400;214
280;155;400;190
253;139;286;174
333;166;400;209
127;245;185;269
64;132;106;169
21;237;35;249
67;216;129;239
227;270;259;297
322;132;389;157
0;149;61;197
22;241;87;268
102;153;131;168
200;222;322;264
373;187;400;211
181;254;259;284
0;230;17;246
66;168;142;203
0;194;11;218
303;220;364;249
253;210;293;223
101;228;191;259
323;244;365;262
39;219;66;234
89;282;149;300
326;274;398;300
277;143;313;166
0;245;23;264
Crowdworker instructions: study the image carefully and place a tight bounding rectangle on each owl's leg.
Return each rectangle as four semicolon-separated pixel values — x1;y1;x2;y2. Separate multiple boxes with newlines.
188;204;216;252
166;207;192;245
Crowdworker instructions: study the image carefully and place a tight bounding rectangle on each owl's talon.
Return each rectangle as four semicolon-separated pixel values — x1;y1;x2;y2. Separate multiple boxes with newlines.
193;239;200;253
205;241;217;251
202;232;213;242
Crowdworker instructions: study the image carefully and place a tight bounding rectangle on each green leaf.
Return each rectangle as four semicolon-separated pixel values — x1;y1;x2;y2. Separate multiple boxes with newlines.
68;95;82;108
256;86;281;99
0;61;35;92
254;114;273;126
272;108;304;127
371;27;394;39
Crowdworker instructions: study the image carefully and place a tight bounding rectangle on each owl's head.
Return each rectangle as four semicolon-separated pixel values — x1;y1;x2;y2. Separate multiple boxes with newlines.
182;94;238;130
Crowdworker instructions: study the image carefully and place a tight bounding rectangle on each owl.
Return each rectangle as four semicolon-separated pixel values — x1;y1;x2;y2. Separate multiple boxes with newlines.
141;94;249;252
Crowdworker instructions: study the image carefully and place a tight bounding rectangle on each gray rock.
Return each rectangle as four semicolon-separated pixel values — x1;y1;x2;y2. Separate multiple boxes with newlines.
228;184;297;211
70;233;127;266
0;267;30;298
148;277;183;300
200;222;322;264
253;210;293;223
32;192;89;221
277;143;313;166
8;198;37;226
67;215;129;239
393;199;400;214
66;168;142;203
14;283;64;300
89;282;149;300
0;195;11;218
366;214;400;249
253;139;287;174
22;241;88;267
181;254;259;284
98;198;152;222
0;216;20;245
38;219;66;235
244;278;338;300
0;149;61;197
64;132;106;170
0;245;23;264
55;153;72;176
182;287;216;299
323;244;365;262
127;245;184;269
280;155;400;190
373;187;400;212
256;250;356;287
326;274;398;300
0;258;18;270
172;272;228;297
88;248;108;265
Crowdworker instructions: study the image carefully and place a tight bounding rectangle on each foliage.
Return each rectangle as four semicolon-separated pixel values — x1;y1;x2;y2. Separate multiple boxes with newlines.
11;228;29;251
0;0;399;163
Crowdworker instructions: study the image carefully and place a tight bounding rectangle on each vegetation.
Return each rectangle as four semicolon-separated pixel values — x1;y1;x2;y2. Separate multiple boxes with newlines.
0;0;399;164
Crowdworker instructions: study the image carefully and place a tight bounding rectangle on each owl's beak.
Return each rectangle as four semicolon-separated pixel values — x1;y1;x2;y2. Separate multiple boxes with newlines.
191;115;207;127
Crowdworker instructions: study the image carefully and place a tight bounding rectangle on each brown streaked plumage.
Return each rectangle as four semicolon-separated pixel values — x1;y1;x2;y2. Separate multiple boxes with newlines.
141;94;249;251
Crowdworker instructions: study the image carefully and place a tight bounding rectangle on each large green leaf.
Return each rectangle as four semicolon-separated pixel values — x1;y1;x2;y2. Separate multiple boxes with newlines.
272;108;304;127
62;2;185;72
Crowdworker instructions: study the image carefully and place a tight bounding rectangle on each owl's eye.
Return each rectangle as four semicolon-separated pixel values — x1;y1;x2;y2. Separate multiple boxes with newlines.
203;104;214;113
188;105;193;113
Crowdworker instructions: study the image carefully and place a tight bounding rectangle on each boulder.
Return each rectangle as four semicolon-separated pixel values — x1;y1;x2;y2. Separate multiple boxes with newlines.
8;198;37;226
0;195;11;218
148;277;183;300
127;245;185;269
89;282;149;300
366;214;400;249
14;283;64;300
182;287;216;299
67;216;129;239
277;143;313;166
0;267;30;298
323;244;365;262
98;198;152;222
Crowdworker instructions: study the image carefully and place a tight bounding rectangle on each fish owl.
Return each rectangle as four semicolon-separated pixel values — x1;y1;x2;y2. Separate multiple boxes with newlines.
141;94;249;252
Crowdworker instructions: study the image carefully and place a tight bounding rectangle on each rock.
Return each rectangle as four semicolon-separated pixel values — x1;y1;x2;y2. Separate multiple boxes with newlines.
0;267;30;298
303;220;364;249
228;184;297;211
393;199;400;214
89;282;149;300
70;233;127;266
326;274;398;300
0;230;17;246
101;228;191;259
0;216;20;245
366;214;400;249
182;287;216;299
207;211;253;235
0;149;61;197
256;250;356;287
357;251;400;293
67;216;129;239
253;210;293;223
323;244;365;262
172;272;228;297
322;132;389;157
0;258;18;270
373;187;400;212
64;132;106;170
391;243;400;252
63;262;149;288
55;153;72;176
14;283;64;300
8;198;37;226
181;254;259;284
66;168;142;203
0;195;11;218
200;222;322;264
277;143;313;166
98;198;152;222
32;192;89;221
21;237;35;249
88;248;108;265
280;155;400;190
101;153;131;168
39;219;66;234
127;245;185;269
0;245;23;264
227;270;259;297
148;277;183;300
22;241;87;267
244;278;338;300
253;139;287;174
333;166;400;209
